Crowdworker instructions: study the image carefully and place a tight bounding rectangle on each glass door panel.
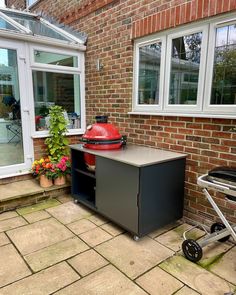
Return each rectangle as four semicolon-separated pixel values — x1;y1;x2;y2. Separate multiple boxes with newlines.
0;48;23;167
0;40;33;177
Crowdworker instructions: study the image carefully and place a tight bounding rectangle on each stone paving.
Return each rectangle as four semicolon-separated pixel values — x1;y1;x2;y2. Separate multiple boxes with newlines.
0;195;235;295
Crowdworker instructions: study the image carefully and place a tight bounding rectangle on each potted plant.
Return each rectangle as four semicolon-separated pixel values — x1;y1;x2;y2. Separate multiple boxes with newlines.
44;105;71;184
45;105;69;161
31;157;54;188
53;156;71;185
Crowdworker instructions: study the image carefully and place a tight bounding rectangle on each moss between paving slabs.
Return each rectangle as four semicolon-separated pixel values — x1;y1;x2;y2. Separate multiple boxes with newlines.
197;252;224;270
173;224;205;241
17;199;60;215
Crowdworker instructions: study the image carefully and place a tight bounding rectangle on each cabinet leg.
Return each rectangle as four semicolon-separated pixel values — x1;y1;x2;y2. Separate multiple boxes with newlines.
74;199;79;204
133;235;140;241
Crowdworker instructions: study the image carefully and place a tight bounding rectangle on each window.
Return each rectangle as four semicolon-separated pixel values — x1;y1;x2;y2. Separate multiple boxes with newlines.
133;14;236;117
211;25;236;105
133;37;165;111
34;51;78;67
27;0;37;7
31;46;84;134
138;41;162;105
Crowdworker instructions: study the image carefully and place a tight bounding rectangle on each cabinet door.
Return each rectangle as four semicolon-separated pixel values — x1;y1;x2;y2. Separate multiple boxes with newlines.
96;157;139;234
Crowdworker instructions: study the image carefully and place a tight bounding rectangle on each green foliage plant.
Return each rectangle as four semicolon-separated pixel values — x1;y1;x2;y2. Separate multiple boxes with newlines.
45;105;69;162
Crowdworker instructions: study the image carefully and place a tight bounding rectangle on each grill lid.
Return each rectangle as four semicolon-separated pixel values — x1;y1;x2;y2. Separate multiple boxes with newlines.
82;116;122;142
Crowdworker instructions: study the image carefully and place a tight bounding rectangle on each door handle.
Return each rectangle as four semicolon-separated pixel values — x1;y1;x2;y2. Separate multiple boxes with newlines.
23;108;30;114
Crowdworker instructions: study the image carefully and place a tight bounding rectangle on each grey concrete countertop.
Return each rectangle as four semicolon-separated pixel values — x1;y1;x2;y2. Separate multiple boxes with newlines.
70;144;187;167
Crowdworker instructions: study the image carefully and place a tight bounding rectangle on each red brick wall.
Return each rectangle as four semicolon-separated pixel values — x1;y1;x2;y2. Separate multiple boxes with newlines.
6;0;25;9
33;135;80;160
9;0;236;226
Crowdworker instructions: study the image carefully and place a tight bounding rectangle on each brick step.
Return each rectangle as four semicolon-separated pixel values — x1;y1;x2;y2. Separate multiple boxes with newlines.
0;179;71;213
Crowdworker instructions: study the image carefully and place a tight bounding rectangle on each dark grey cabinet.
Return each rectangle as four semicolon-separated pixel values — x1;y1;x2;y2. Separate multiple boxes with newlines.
70;144;186;238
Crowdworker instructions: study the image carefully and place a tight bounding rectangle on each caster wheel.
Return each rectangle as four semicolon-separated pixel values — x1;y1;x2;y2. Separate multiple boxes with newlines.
182;239;202;262
74;199;79;204
210;222;230;242
133;235;139;241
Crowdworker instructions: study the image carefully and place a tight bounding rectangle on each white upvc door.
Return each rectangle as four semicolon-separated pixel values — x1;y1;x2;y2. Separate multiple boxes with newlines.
0;39;33;178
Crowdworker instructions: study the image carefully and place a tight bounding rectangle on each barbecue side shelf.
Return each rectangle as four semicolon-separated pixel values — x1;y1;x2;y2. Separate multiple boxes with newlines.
70;145;186;237
71;149;97;210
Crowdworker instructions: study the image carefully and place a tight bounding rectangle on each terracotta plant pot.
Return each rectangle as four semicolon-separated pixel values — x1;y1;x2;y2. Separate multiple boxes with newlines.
39;175;53;188
54;175;66;186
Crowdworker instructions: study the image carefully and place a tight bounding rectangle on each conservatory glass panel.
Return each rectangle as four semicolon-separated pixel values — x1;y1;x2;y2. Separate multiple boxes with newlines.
34;50;78;67
13;16;68;41
2;11;69;41
0;48;24;167
0;16;19;31
33;71;81;131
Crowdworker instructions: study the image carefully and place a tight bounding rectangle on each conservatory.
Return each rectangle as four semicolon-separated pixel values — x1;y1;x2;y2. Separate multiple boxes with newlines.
0;7;86;178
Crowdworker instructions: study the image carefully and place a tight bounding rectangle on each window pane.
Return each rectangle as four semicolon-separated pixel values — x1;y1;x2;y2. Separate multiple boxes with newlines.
169;32;202;105
33;71;81;131
34;50;78;67
0;48;24;166
12;16;69;41
138;42;162;105
27;0;37;5
211;24;236;105
0;16;19;31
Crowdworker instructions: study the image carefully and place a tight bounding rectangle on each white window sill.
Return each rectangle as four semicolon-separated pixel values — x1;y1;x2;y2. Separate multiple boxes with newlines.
128;111;236;119
31;129;85;139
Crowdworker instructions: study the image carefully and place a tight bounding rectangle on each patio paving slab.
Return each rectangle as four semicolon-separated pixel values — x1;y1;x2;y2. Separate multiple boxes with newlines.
175;286;200;294
54;265;148;295
148;220;183;239
155;223;205;251
0;216;27;232
160;255;235;295
17;199;60;215
24;236;89;272
0;244;31;288
209;246;236;285
0;210;18;221
46;201;93;224
135;266;183;295
0;179;43;201
7;218;74;255
67;218;97;235
197;241;233;269
57;193;74;203
79;227;113;247
88;214;109;225
0;232;10;246
96;234;174;279
101;222;125;236
23;210;51;223
0;193;234;294
68;249;109;276
0;262;79;295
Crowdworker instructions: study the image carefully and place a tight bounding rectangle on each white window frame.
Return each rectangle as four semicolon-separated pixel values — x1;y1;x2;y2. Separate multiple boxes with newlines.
132;36;166;112
204;18;236;115
131;13;236;118
29;44;86;137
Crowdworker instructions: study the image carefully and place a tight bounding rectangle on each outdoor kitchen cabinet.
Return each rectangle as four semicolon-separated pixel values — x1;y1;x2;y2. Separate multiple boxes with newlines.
70;144;186;238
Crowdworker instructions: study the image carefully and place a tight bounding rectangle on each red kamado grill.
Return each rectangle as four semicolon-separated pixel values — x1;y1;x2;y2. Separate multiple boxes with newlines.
81;116;126;171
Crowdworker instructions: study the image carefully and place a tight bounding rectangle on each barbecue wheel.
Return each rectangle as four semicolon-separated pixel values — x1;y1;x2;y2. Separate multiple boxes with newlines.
182;239;202;262
210;222;230;242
